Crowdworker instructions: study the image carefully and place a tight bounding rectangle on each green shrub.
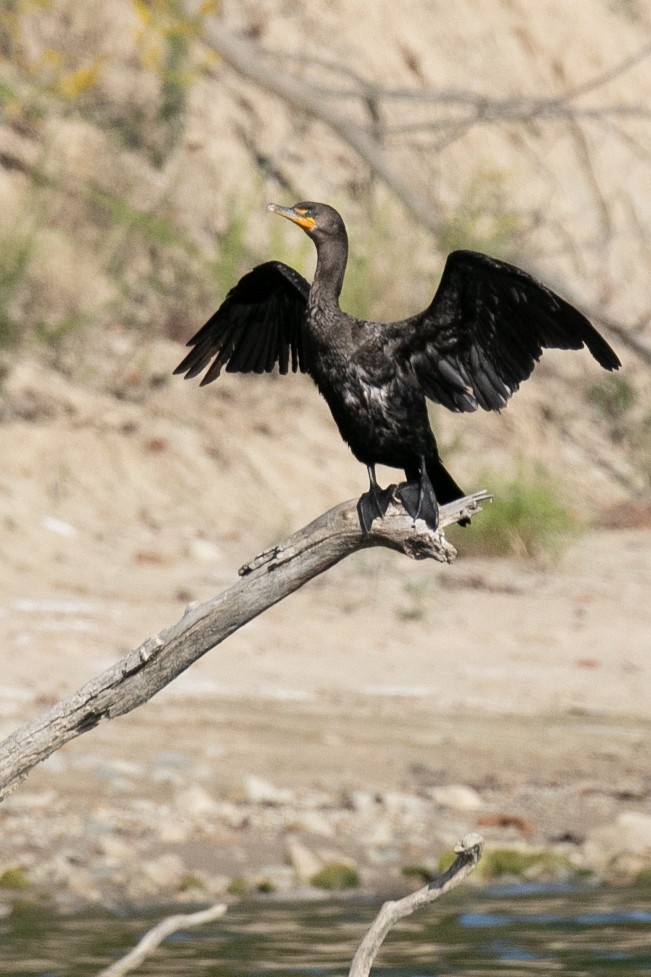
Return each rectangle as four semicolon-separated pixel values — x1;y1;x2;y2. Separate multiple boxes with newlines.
478;847;572;881
0;224;36;346
0;866;29;890
226;876;249;896
449;468;580;560
587;374;635;422
310;863;360;890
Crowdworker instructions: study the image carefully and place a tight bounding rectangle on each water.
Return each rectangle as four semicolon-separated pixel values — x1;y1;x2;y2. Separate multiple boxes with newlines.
2;885;650;976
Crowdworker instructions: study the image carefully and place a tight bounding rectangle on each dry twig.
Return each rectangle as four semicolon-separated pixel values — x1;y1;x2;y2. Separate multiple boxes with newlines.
95;836;483;977
348;833;484;977
96;903;227;977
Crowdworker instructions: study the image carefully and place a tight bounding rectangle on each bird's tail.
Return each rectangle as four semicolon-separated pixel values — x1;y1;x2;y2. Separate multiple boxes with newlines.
404;452;468;525
425;453;469;527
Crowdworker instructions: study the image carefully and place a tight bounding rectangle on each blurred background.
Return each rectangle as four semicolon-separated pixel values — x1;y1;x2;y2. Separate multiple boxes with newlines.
2;0;651;545
1;0;651;938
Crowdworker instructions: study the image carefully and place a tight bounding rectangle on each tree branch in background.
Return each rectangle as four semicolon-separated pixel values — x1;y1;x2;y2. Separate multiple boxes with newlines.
202;20;651;220
0;491;489;800
201;21;445;234
348;833;484;977
94;836;483;977
96;904;228;977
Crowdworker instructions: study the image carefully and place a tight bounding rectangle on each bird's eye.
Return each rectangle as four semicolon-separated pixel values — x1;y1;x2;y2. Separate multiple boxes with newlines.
296;207;311;217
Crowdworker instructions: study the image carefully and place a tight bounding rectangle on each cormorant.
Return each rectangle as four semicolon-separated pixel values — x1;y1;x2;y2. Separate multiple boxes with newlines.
174;202;621;532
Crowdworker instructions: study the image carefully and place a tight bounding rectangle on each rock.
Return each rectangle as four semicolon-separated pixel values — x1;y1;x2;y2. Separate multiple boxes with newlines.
188;538;222;563
428;784;483;811
214;801;249;830
156;818;191;844
381;792;430;823
141;854;187;892
617;812;651;852
254;865;296;893
3;790;57;811
45;856;102;904
175;785;220;818
290;810;336;838
42;515;78;538
296;789;335;810
287;838;323;882
244;775;294;806
584;811;651;871
347;790;378;814
365;819;394;848
96;835;138;862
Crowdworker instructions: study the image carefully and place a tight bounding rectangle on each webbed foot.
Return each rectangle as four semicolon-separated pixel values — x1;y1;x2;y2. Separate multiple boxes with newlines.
357;484;395;533
395;478;439;531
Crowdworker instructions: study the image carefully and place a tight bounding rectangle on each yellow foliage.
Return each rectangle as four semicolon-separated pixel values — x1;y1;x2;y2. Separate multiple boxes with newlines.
40;48;64;67
140;39;165;72
58;61;102;99
132;0;153;26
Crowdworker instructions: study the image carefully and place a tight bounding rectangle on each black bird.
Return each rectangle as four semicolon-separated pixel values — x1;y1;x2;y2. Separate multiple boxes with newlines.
174;202;621;533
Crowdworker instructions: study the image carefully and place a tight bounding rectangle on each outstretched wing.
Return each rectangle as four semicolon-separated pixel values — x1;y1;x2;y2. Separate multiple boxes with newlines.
391;250;620;413
174;261;311;384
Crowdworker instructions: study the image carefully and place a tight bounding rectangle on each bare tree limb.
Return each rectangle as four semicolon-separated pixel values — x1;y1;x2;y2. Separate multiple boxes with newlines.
202;22;446;234
348;833;484;977
252;37;651;109
95;836;482;977
0;491;489;800
203;22;651;238
96;903;227;977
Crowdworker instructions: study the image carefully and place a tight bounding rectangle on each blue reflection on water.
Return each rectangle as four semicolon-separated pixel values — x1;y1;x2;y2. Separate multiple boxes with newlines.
576;909;651;925
458;911;511;927
2;884;651;976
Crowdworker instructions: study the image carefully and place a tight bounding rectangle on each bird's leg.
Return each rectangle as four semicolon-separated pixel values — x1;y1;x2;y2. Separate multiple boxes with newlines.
357;465;395;533
395;456;439;530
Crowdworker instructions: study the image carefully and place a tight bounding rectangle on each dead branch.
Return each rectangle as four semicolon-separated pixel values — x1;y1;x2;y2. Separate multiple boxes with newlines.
202;21;651;204
0;490;488;800
202;22;445;233
348;833;484;977
95;836;482;977
274;38;651;107
96;903;227;977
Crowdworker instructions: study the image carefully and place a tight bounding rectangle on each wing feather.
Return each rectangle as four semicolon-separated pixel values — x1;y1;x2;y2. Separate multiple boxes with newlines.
174;261;310;383
391;250;620;413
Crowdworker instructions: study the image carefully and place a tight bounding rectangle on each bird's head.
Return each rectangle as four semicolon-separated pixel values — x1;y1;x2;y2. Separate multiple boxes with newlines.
267;201;346;243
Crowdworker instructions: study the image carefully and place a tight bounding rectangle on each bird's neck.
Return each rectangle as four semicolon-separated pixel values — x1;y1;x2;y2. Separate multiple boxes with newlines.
312;234;348;308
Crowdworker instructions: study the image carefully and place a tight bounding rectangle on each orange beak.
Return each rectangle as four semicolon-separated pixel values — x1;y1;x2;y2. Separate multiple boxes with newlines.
267;203;316;231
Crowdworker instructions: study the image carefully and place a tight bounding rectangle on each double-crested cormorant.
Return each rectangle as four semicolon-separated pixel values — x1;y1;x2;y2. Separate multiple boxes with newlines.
175;202;621;532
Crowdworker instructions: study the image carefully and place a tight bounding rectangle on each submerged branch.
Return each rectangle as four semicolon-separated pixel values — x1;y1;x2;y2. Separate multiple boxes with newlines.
349;833;484;977
95;836;483;977
96;904;228;977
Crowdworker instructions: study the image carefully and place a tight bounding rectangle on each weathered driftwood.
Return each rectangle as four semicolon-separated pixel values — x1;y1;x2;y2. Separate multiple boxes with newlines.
91;833;484;977
0;490;488;800
96;904;228;977
348;833;484;977
93;834;483;977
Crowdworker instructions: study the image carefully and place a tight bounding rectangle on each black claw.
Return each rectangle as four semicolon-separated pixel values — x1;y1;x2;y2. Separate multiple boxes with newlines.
357;485;395;533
